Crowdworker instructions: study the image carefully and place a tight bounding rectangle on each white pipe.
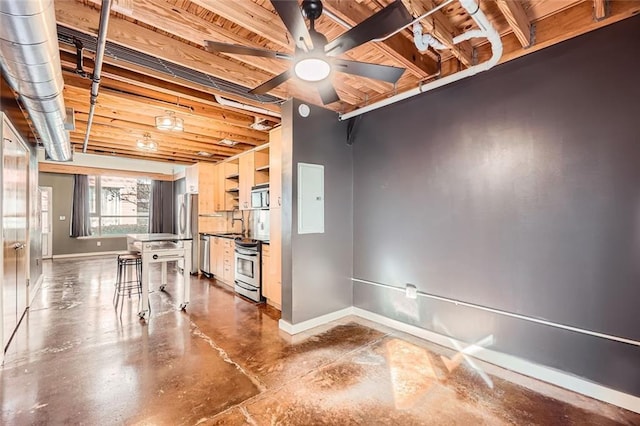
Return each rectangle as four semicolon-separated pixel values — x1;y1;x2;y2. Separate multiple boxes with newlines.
339;0;503;121
413;23;448;51
214;94;281;118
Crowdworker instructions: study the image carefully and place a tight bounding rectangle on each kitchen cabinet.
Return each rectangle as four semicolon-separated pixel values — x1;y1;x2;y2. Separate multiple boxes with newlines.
269;127;282;208
261;243;280;308
239;152;254;210
197;163;216;215
185;162;216;214
209;236;234;287
267;211;282;309
214;162;239;212
267;127;282;309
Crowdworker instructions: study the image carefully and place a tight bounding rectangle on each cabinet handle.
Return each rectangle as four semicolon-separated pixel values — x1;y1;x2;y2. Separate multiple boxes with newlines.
278;196;281;207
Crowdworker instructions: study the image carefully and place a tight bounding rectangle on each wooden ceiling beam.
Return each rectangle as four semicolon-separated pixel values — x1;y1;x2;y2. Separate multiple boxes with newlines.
55;2;333;106
495;0;532;48
39;162;176;181
63;85;268;142
594;0;607;20
403;0;474;68
69;136;225;163
66;99;265;146
321;0;439;78
355;0;640;110
58;46;282;119
71;119;247;155
81;0;373;103
189;0;293;49
475;0;640;64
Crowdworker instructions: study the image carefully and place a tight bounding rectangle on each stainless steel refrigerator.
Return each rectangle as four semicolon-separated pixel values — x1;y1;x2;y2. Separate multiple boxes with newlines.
176;192;199;274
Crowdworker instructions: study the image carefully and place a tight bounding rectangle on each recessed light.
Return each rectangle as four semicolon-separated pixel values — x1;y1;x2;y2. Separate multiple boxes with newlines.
218;139;239;146
197;151;213;157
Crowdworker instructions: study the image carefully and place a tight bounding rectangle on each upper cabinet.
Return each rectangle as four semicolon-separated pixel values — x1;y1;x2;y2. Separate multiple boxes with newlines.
269;128;282;209
239;152;254;210
198;163;216;215
214;161;239;212
185;163;216;215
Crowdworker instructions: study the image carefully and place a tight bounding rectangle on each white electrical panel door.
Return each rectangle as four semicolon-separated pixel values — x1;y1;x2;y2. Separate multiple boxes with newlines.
297;163;324;234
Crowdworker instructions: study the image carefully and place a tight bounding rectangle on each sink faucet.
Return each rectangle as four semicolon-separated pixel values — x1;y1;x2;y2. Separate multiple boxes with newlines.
231;208;245;235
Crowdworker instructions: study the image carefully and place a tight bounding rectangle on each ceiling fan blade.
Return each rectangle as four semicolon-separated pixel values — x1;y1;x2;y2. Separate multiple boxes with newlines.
332;58;405;84
271;0;313;51
317;80;340;105
324;1;412;57
205;40;292;60
249;69;293;95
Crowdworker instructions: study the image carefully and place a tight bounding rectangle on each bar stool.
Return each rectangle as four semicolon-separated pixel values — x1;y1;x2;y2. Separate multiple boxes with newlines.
114;253;143;315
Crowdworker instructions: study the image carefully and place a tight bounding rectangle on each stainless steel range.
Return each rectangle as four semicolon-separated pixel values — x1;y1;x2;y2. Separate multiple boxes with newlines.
234;238;262;302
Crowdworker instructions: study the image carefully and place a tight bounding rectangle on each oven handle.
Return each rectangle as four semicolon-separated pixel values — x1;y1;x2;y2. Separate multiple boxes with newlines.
235;281;258;292
235;249;258;257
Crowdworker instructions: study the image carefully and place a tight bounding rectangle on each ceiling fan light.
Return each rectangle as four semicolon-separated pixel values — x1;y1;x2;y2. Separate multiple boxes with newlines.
294;57;330;82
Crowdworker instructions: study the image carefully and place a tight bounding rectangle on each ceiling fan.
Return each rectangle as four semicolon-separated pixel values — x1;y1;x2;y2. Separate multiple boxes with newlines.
205;0;413;105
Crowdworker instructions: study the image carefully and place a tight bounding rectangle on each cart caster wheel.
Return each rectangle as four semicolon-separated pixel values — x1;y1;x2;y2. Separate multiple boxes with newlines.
179;303;188;311
159;285;166;291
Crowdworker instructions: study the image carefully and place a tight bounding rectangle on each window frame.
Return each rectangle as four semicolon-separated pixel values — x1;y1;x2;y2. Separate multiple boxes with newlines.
88;175;151;236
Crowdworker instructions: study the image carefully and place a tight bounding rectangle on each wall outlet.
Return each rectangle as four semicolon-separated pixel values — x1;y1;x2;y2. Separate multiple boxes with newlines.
96;241;101;247
405;284;417;299
59;215;66;221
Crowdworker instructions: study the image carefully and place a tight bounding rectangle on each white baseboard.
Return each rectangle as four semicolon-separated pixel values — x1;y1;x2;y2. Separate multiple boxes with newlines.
353;307;640;414
52;250;125;259
278;305;640;414
279;307;354;335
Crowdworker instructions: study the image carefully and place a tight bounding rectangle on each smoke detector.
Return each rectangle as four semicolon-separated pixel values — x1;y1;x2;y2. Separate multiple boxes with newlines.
218;139;239;146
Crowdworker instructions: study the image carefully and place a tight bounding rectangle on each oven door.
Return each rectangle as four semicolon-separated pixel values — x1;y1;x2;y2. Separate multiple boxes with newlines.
235;249;259;287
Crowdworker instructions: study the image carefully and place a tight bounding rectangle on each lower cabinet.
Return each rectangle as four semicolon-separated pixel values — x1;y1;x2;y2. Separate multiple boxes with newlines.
209;236;234;287
261;244;281;309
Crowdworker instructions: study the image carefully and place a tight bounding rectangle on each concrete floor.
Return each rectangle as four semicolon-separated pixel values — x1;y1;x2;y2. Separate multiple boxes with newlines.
1;256;638;425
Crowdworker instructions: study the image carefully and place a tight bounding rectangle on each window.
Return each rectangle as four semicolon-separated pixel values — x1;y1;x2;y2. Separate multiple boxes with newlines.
88;175;151;235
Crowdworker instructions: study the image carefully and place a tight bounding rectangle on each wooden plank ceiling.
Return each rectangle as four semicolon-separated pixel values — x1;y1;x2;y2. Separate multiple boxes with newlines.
53;0;640;164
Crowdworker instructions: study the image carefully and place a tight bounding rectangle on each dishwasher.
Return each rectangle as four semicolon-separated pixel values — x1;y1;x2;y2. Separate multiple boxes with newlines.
199;235;211;277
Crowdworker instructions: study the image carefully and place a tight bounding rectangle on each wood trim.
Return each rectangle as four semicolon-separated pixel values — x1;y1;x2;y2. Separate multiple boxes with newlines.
38;162;174;181
594;0;607;20
496;0;532;48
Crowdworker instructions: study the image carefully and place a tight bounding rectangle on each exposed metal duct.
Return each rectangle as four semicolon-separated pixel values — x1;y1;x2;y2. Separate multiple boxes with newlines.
82;0;112;153
0;0;72;161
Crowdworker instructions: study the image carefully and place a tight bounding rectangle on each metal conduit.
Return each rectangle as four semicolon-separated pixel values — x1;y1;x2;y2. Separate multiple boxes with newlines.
82;0;112;153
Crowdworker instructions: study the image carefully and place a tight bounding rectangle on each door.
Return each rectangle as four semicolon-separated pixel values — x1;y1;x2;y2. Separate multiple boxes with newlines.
40;186;53;259
3;127;29;350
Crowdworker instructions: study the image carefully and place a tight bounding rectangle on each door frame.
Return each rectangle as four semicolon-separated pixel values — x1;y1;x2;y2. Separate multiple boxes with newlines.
40;186;53;259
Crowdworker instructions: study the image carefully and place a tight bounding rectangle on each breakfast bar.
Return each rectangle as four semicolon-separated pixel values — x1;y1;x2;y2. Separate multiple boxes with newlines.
126;233;192;320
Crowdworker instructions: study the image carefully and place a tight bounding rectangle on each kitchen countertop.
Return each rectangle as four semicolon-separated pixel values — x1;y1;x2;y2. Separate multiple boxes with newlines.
200;232;269;244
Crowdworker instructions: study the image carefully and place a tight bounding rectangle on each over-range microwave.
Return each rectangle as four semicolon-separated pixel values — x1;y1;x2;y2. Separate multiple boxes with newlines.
251;184;269;209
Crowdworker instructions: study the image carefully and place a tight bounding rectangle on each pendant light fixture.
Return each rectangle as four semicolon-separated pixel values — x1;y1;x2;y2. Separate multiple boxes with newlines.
155;110;184;131
136;133;158;152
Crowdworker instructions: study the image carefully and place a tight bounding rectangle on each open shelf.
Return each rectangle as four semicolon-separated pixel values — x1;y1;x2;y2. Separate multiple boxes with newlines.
255;165;269;172
226;173;239;179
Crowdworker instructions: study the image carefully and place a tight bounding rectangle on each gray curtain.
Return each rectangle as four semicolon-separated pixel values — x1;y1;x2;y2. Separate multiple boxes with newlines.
70;174;91;237
150;180;163;233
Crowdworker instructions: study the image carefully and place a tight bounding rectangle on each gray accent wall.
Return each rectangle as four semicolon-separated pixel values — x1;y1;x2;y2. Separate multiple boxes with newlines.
282;100;353;324
351;16;640;396
38;173;128;255
38;173;175;256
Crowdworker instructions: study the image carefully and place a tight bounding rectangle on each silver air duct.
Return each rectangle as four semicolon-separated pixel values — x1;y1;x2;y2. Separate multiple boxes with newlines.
0;0;72;161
